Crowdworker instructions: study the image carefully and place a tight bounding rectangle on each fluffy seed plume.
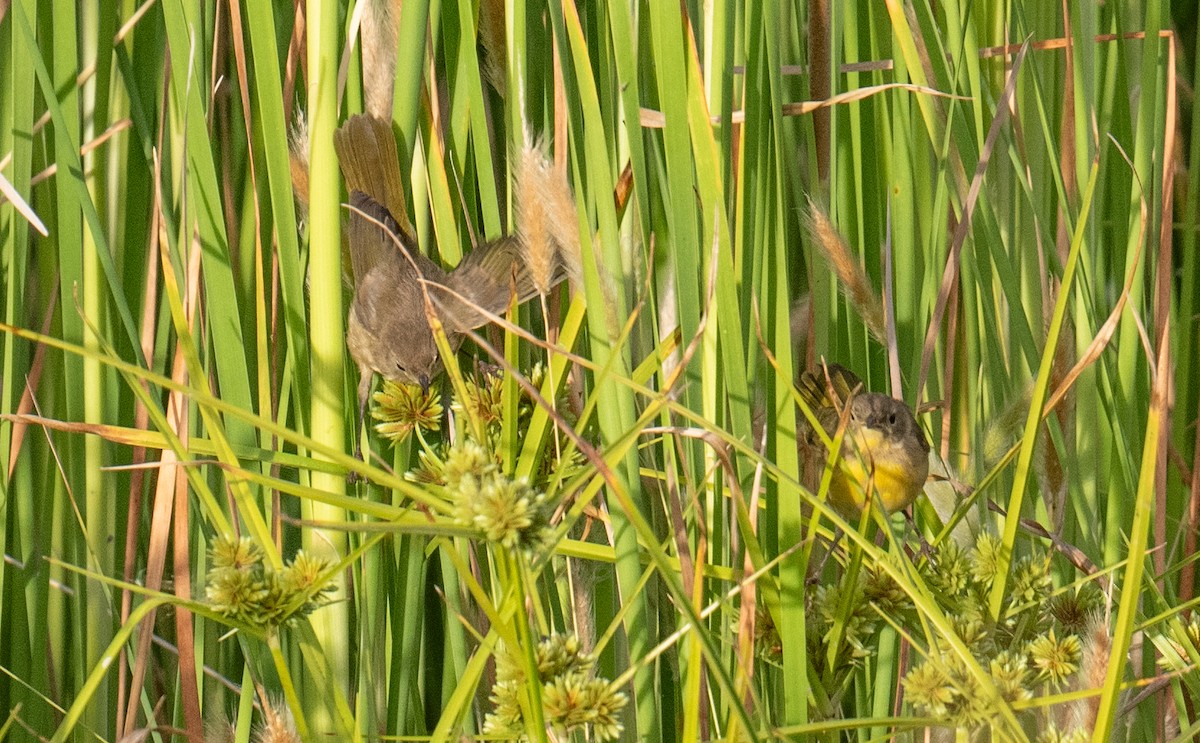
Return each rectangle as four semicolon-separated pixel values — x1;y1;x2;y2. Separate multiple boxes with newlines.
256;698;300;743
477;0;506;96
288;114;310;218
515;132;582;294
1062;616;1109;734
203;709;236;743
804;198;886;343
360;0;400;119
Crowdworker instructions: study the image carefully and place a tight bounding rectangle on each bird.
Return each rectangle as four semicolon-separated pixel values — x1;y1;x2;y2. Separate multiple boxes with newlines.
340;189;538;398
797;362;930;518
333;114;578;426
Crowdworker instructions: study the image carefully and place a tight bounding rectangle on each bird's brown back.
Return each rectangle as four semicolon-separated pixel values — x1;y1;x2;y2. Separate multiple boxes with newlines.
333;113;575;388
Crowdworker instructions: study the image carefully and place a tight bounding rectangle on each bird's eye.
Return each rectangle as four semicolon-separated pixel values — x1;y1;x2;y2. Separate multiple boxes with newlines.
888;413;897;425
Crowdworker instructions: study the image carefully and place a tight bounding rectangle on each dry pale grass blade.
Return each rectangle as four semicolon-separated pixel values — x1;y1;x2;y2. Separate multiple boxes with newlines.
225;0;264;283
0;117;123;218
0;415;176;450
119;143;168;738
113;0;156;44
9;119;130;191
917;39;1030;401
939;248;960;462
1152;33;1178;582
118;203;165;737
637;82;969;127
881;199;901;397
803;198;886;344
5;285;58;479
735;456;766;711
977;29;1176;60
119;146;207;740
819;29;1178;73
169;228;206;743
659;441;699;605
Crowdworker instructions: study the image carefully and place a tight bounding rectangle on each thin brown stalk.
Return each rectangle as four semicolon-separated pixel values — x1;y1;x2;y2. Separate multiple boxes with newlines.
808;0;830;181
1154;33;1178;593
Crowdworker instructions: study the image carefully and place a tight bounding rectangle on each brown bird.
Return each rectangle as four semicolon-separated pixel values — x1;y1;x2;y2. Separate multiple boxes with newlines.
333;115;577;421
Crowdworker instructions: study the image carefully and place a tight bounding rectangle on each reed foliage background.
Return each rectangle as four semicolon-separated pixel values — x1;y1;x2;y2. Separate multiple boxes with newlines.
1;0;1198;740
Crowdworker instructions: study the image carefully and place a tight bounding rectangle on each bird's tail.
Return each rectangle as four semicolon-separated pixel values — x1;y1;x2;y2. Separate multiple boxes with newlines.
333;114;415;244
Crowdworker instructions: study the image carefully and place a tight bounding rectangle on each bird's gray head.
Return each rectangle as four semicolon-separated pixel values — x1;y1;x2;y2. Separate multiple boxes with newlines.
848;393;929;455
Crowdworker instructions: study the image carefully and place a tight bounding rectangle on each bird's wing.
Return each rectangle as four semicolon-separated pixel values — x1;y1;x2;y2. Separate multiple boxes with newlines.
798;362;862;409
797;362;863;443
441;235;569;331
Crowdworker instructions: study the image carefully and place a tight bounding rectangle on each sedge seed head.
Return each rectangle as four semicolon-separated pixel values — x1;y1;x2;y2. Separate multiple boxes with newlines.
372;380;443;444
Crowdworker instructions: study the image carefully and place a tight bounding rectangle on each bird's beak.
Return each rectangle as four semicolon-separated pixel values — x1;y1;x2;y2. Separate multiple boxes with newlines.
419;374;431;396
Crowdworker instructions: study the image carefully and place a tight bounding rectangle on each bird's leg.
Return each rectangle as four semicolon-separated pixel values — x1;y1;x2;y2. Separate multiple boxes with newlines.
349;370;372;484
904;508;934;560
806;529;844;586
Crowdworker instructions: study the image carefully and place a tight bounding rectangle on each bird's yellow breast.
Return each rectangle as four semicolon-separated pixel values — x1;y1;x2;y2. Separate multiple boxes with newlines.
827;427;927;517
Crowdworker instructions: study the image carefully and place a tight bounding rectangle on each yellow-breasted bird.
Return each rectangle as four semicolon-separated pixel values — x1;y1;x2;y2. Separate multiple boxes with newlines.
797;363;930;518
